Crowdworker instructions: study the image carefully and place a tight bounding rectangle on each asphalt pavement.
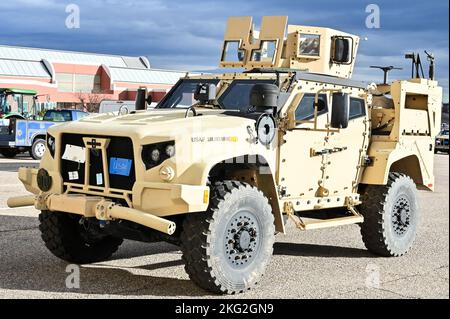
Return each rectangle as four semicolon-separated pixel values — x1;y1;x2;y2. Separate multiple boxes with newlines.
0;154;448;299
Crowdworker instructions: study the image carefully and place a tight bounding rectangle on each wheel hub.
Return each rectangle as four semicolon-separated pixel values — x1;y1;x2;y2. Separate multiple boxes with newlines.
35;142;45;157
234;229;252;251
225;212;259;268
392;196;411;236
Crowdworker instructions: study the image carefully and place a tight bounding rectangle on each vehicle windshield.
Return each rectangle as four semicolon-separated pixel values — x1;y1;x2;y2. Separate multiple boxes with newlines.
157;79;220;109
217;79;276;112
157;78;277;112
43;110;73;122
441;130;449;135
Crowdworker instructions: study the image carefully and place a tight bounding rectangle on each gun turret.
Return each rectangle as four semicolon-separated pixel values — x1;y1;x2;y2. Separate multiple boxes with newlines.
219;16;360;79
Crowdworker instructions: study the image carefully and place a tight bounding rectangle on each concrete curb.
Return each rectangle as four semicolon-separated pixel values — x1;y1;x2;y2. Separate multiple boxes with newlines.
0;162;39;171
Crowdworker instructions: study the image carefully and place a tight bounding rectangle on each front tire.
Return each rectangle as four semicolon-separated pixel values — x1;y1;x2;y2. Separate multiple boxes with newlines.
39;211;123;264
180;181;275;294
30;138;46;160
359;173;419;257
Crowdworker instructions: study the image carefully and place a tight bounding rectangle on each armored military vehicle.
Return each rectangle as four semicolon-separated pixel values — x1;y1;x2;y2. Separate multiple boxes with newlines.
8;16;442;294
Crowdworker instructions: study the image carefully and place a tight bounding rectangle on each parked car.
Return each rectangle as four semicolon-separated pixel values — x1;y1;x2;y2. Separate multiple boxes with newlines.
435;129;449;153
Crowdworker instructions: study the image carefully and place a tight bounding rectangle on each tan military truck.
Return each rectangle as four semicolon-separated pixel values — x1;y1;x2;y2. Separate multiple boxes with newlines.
8;16;442;294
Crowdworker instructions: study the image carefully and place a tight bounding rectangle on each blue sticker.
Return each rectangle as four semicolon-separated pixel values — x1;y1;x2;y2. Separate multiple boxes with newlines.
109;157;132;176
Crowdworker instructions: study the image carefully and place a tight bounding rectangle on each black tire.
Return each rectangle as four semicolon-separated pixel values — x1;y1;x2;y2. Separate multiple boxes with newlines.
180;181;275;294
359;172;419;257
39;211;123;264
0;149;20;158
30;138;46;160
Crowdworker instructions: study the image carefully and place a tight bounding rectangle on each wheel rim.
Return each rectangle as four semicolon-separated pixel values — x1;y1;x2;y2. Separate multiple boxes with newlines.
391;195;411;236
224;210;261;269
34;142;46;158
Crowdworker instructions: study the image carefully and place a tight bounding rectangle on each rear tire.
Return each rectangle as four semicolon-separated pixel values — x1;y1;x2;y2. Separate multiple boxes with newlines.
180;181;275;294
30;138;46;160
359;173;419;257
39;211;123;264
0;149;20;158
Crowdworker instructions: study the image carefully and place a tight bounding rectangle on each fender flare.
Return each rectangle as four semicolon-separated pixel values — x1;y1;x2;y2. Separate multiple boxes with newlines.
180;153;285;233
360;147;432;190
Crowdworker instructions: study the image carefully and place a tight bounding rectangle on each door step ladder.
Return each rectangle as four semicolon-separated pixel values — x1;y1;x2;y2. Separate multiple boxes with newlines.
284;201;364;231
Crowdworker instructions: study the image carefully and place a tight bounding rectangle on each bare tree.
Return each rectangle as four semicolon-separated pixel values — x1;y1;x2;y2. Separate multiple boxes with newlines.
75;91;107;113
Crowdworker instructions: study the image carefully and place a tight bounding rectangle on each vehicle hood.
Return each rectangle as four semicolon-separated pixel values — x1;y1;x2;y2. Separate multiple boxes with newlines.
47;109;257;140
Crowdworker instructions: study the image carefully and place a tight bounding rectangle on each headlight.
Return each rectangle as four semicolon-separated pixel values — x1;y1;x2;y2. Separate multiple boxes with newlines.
47;134;56;157
141;141;175;170
151;149;161;162
165;144;175;157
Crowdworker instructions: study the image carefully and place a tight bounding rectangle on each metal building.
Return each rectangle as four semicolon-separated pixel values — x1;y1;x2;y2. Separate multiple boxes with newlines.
0;45;187;109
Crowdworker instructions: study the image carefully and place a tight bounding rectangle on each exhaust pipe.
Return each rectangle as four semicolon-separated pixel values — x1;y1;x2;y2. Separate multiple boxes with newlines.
7;195;35;208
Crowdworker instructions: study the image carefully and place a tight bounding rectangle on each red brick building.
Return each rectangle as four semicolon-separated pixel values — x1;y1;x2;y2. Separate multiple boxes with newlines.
0;45;187;110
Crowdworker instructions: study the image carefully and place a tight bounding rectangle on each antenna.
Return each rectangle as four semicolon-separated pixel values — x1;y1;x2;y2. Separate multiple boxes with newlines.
405;53;425;79
424;50;435;80
370;65;402;84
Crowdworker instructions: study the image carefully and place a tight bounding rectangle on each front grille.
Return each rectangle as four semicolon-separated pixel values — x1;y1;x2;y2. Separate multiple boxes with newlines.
61;134;136;191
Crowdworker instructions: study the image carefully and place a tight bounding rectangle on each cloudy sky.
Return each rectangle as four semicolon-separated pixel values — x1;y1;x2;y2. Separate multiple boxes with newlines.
1;0;448;101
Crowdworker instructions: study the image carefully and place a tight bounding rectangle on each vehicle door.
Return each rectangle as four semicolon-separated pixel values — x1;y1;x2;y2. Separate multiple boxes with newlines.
325;96;369;196
277;92;330;199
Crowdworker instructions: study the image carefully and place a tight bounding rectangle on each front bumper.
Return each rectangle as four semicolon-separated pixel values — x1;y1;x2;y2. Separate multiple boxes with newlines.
8;193;176;235
16;167;210;217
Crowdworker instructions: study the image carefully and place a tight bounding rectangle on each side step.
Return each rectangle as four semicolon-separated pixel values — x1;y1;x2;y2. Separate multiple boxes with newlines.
284;201;364;230
299;215;363;230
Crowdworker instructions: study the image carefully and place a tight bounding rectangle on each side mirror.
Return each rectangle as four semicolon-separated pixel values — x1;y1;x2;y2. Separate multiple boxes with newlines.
194;83;216;104
332;37;352;64
135;88;147;111
331;93;350;129
250;83;279;113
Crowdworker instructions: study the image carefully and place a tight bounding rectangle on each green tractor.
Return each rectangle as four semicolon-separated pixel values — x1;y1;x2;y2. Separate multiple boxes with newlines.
0;88;49;158
0;88;42;120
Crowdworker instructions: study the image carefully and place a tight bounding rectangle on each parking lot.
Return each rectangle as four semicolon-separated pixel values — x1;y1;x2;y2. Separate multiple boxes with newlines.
0;154;448;299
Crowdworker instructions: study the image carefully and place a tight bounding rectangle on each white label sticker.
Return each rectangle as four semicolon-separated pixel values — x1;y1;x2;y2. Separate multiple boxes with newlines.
68;171;79;180
96;173;103;185
62;144;86;163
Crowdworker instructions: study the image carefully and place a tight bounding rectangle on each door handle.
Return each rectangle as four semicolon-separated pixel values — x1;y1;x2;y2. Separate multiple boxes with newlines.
310;146;348;157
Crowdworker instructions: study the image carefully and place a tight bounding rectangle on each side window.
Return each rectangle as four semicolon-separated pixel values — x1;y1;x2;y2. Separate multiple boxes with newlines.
349;98;366;120
295;93;328;121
